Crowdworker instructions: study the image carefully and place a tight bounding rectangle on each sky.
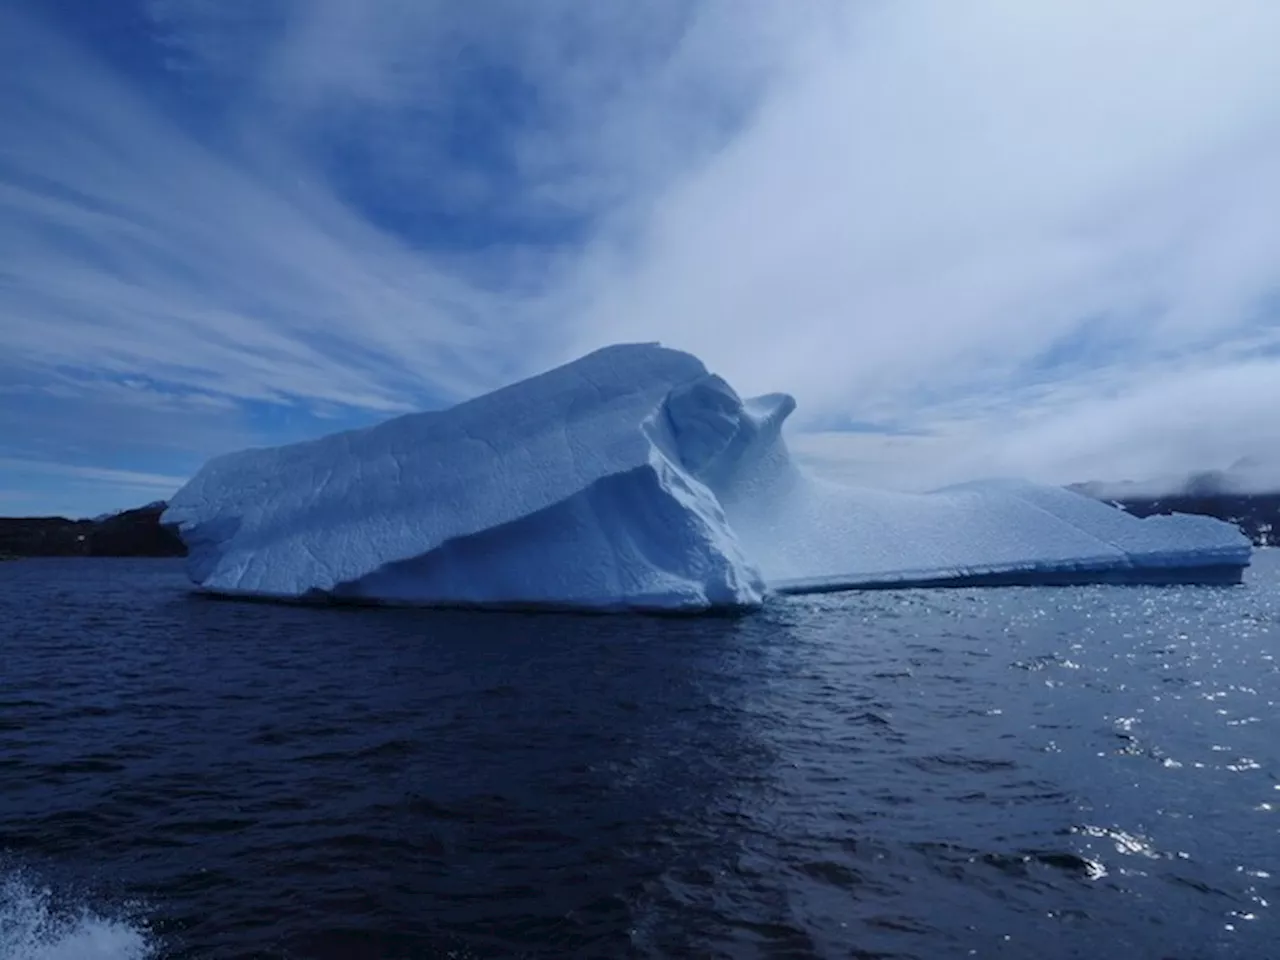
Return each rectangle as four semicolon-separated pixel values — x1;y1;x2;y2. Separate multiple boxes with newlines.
3;0;1280;517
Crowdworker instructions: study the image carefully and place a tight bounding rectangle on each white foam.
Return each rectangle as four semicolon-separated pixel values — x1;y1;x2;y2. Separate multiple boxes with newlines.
0;871;154;960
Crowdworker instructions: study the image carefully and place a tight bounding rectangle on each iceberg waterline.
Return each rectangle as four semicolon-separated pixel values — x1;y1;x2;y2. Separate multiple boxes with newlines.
163;344;1252;612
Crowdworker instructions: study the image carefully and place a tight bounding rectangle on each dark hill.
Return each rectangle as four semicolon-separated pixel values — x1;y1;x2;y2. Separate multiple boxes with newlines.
0;502;186;559
1068;485;1278;548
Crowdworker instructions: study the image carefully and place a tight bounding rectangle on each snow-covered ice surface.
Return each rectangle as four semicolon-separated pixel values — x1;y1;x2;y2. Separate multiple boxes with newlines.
164;344;1252;612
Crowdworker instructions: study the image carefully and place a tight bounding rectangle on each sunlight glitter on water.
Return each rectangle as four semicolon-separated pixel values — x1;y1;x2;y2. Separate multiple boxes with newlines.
0;872;155;960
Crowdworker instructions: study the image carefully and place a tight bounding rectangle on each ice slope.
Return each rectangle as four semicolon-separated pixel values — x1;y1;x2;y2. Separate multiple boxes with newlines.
164;343;1252;611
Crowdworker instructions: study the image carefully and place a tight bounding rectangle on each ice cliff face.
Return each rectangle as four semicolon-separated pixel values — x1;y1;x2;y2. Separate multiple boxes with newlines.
163;344;1252;612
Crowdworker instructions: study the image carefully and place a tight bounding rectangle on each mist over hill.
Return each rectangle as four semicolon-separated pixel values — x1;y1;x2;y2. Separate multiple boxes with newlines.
1069;456;1280;547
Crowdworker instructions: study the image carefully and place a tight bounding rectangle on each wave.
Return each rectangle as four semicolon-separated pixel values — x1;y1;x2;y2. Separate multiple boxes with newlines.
0;870;155;960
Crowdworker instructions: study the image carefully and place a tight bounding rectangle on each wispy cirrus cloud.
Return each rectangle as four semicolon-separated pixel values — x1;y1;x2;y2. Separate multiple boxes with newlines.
0;458;187;492
4;0;1280;519
1;4;538;415
0;455;187;519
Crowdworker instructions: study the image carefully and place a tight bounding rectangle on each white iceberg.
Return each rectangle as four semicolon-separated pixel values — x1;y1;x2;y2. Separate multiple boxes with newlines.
163;344;1252;612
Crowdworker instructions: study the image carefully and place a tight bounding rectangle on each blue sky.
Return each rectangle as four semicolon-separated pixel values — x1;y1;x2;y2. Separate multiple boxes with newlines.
4;0;1280;517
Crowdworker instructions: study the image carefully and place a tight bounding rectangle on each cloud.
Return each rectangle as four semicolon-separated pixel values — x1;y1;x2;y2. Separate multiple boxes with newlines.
4;0;1280;506
0;454;187;519
0;4;538;417
560;0;1280;482
0;364;258;468
793;351;1280;492
147;0;791;216
0;458;187;492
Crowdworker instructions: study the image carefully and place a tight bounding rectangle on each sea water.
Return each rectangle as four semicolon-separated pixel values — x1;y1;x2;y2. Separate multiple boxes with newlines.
1;553;1277;958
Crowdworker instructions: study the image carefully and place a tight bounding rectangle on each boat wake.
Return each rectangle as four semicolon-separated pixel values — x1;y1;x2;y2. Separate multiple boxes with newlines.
0;869;155;960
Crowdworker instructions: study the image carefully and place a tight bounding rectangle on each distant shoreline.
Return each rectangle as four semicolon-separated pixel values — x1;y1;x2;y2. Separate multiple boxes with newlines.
0;503;186;559
1077;490;1277;549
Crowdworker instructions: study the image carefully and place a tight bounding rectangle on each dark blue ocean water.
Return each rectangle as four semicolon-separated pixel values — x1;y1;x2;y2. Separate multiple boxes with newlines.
1;554;1278;960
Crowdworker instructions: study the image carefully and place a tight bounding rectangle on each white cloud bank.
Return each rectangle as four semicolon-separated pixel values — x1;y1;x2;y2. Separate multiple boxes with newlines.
4;0;1280;501
563;0;1280;485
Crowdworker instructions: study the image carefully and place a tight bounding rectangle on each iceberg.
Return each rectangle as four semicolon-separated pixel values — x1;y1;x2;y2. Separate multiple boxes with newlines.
163;344;1252;612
